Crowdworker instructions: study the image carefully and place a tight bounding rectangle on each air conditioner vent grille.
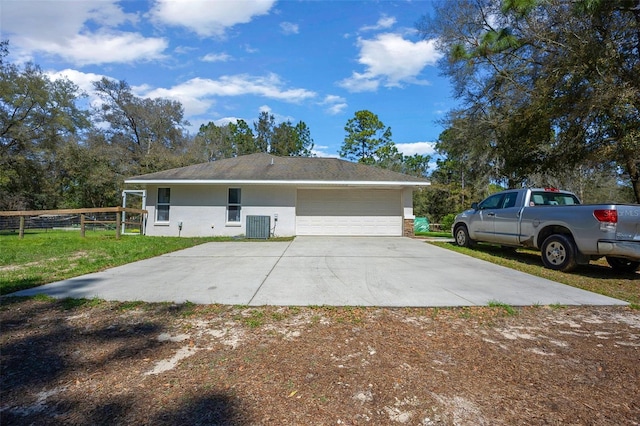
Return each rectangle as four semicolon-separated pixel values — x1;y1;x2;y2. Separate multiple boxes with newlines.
246;215;270;239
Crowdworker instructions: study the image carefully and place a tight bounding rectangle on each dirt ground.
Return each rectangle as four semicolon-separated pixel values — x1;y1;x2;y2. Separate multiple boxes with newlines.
1;298;639;425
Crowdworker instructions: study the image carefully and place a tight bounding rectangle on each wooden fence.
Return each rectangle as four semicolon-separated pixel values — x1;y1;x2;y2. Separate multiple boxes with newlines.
0;207;147;239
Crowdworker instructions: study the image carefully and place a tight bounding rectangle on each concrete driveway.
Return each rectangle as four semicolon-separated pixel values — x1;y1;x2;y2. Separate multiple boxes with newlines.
10;236;626;307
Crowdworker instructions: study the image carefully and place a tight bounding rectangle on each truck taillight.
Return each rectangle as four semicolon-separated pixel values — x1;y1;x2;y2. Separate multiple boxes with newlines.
594;209;617;223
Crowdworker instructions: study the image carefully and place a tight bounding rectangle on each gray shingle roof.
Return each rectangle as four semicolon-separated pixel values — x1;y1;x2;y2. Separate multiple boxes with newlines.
125;153;429;185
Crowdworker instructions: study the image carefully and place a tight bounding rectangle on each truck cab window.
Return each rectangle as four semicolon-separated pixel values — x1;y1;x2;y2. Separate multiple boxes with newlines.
502;192;518;209
478;193;505;210
531;191;581;206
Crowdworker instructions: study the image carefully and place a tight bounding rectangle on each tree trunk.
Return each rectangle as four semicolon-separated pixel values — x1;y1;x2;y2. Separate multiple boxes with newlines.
629;159;640;203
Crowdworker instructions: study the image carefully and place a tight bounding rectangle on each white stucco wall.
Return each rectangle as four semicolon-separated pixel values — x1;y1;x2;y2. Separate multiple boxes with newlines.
144;185;297;237
402;188;415;220
141;184;417;238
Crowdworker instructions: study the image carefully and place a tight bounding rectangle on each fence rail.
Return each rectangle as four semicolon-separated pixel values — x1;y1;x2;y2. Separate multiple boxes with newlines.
0;207;147;239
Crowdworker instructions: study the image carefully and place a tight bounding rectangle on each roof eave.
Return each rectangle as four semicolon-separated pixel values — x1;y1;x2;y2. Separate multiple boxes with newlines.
124;179;430;187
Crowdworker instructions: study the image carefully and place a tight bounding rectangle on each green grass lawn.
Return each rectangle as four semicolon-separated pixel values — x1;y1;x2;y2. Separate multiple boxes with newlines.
0;231;239;295
415;231;453;238
429;241;639;306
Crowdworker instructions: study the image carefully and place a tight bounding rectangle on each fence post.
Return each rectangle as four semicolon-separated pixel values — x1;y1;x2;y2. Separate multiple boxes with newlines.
80;214;86;238
115;210;121;239
19;216;25;239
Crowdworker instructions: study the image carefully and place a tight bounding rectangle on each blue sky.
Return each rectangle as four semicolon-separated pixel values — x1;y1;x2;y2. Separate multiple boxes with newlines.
1;0;456;159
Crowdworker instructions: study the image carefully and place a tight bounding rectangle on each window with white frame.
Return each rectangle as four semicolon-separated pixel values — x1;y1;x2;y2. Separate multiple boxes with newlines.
227;188;241;223
156;188;170;222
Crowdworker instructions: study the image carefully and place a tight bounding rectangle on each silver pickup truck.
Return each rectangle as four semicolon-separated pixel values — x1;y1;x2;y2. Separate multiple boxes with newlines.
452;188;640;272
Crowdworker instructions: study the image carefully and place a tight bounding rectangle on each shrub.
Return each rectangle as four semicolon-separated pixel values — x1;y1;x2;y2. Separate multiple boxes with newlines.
441;213;457;232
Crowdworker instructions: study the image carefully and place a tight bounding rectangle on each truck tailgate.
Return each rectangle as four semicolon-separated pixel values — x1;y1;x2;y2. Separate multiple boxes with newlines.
615;205;640;241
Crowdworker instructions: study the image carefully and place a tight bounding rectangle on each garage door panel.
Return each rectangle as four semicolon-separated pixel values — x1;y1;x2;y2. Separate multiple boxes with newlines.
296;189;402;236
296;216;402;236
297;189;399;216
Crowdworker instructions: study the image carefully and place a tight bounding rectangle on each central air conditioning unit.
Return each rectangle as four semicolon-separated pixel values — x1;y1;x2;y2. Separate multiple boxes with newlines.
246;215;270;239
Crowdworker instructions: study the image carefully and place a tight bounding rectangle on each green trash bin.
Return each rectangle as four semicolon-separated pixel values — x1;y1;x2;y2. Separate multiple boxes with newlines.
414;217;429;233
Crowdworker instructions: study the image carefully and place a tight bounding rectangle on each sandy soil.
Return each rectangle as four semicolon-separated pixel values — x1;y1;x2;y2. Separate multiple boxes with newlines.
1;298;639;425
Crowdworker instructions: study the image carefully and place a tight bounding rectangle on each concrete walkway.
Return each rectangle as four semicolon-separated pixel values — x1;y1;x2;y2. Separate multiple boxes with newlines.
10;236;627;307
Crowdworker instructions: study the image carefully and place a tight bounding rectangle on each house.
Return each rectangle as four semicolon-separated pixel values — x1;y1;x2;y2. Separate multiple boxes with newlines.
124;153;430;237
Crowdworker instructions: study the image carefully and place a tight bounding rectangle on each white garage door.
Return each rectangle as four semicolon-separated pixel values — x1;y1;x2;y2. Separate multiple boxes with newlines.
296;189;402;236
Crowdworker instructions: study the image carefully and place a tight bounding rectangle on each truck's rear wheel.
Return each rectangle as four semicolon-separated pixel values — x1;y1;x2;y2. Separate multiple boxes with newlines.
541;234;578;272
454;225;475;248
606;257;640;273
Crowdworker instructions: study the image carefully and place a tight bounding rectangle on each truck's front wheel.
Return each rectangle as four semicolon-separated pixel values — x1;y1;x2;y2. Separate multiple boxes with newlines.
454;225;475;248
541;234;578;272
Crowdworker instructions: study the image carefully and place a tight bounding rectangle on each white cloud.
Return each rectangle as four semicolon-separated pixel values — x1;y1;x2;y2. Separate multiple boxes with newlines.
326;104;347;115
311;145;340;158
338;71;382;92
46;68;316;129
139;74;316;117
174;45;198;55
42;33;166;66
46;68;110;112
322;95;345;103
395;142;437;157
131;83;155;94
1;0;167;66
1;0;136;41
339;33;443;92
214;117;241;126
280;22;299;35
360;15;397;32
256;106;295;125
201;53;232;62
150;0;276;37
243;44;259;54
47;69;105;94
319;95;347;115
187;117;241;134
